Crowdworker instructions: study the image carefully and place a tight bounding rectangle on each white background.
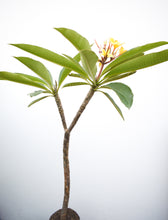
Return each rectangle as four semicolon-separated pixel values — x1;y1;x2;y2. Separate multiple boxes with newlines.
0;0;168;219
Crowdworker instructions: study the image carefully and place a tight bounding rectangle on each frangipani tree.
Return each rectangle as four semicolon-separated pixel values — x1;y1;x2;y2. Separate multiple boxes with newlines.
0;27;168;220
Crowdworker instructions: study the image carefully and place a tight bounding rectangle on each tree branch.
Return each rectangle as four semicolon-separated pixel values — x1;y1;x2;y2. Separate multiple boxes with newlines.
68;87;95;133
53;85;95;220
54;87;67;131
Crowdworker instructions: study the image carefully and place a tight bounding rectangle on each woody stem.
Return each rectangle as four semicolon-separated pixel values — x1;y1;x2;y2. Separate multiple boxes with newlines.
54;86;67;131
96;62;104;81
60;130;70;220
68;87;95;133
60;87;95;220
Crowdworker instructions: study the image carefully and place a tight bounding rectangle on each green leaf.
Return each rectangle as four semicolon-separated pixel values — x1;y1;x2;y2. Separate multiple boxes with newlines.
17;73;48;85
63;54;88;80
0;71;48;90
80;49;98;80
63;82;89;88
106;49;168;77
10;44;87;75
28;90;45;97
15;57;53;87
58;53;80;89
102;71;136;84
99;91;124;120
101;82;133;109
103;41;168;75
55;27;91;50
69;73;87;80
28;95;51;107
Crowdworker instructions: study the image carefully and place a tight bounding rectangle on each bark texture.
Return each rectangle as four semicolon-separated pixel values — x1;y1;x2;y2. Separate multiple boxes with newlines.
68;88;95;133
52;87;95;220
54;88;67;130
61;130;70;220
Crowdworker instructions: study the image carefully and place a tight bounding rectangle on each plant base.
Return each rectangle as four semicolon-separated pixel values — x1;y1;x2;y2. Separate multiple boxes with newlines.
49;208;80;220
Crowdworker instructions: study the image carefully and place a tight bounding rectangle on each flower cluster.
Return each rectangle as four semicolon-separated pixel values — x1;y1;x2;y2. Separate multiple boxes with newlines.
95;38;127;66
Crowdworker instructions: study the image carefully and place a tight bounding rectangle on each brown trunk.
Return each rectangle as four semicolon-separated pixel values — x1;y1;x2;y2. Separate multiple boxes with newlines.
60;88;95;219
52;87;95;220
61;130;70;220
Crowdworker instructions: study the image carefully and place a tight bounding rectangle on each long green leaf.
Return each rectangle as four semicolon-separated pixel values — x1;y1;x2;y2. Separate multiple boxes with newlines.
0;71;48;90
28;90;49;97
69;73;88;80
28;95;51;107
55;27;91;50
103;41;168;74
63;82;89;88
63;54;88;80
10;44;87;75
58;53;81;89
80;49;98;80
99;91;124;120
106;49;168;77
101;71;136;84
17;73;48;85
101;82;133;109
15;57;53;87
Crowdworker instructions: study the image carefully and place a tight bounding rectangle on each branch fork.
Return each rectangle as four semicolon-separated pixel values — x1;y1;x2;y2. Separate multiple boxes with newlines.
53;86;95;219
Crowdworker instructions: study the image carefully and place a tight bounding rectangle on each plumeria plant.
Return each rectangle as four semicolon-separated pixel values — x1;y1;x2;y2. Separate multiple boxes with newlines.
0;27;168;220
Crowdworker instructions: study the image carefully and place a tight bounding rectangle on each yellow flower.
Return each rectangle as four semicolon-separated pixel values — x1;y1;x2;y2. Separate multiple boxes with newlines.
118;46;127;55
101;49;107;57
95;37;126;65
101;48;114;58
110;38;123;49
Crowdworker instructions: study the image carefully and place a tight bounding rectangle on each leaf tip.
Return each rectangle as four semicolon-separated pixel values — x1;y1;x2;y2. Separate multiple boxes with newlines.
128;104;133;110
54;27;62;32
13;56;18;60
28;103;32;107
9;43;17;47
